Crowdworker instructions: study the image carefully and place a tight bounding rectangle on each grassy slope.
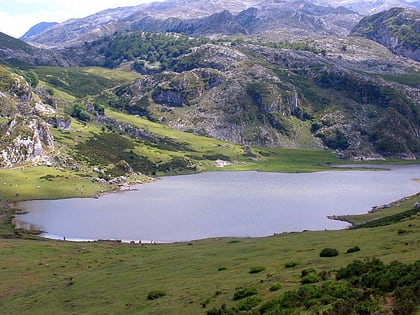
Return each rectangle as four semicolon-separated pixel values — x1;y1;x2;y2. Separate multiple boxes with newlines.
0;65;419;313
0;202;418;314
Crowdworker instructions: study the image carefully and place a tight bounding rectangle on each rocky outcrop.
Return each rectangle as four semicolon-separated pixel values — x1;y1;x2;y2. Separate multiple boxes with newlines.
351;8;420;61
101;41;420;157
0;67;56;168
0;116;54;168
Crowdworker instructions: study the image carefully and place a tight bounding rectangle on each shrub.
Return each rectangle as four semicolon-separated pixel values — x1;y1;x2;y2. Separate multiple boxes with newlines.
346;246;361;254
284;260;299;268
237;295;262;311
218;267;227;271
269;283;282;292
233;287;258;300
301;272;321;284
320;248;339;257
249;266;266;274
147;290;166;300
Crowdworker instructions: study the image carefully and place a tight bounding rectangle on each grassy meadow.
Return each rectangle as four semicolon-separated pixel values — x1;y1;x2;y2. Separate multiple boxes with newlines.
0;199;419;314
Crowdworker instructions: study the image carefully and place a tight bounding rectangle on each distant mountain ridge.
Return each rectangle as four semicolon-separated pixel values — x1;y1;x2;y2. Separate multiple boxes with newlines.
20;22;58;41
21;0;363;48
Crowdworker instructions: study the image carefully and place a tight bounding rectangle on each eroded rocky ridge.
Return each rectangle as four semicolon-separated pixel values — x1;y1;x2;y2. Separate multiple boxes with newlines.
0;66;67;168
99;39;420;160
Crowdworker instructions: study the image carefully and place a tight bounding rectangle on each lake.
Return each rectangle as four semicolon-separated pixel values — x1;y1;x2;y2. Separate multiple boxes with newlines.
16;165;420;242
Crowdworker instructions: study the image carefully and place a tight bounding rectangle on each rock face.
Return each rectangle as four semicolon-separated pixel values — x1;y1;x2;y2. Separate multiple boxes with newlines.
97;41;420;158
0;66;58;168
351;8;420;61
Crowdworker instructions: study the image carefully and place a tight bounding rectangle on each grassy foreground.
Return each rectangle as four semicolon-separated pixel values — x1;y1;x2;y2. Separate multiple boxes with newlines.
0;193;419;314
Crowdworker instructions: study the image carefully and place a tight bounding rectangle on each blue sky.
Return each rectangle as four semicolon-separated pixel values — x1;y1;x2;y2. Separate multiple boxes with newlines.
0;0;157;38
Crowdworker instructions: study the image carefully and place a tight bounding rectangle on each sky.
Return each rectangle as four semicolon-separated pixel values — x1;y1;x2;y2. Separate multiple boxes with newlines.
0;0;158;39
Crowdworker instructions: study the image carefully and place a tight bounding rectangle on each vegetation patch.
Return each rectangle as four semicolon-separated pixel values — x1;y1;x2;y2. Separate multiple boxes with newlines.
233;287;258;300
147;290;166;300
346;245;361;254
319;247;339;257
249;266;266;274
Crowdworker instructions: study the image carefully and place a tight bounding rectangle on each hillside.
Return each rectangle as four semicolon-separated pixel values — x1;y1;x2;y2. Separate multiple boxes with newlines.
60;31;420;160
351;7;420;62
0;32;68;67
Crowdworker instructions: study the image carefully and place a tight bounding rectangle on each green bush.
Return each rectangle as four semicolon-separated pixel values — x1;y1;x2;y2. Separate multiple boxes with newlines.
319;248;339;257
233;287;258;300
249;266;266;274
237;295;262;311
284;260;299;268
269;283;282;292
346;246;361;253
147;290;166;300
301;272;321;284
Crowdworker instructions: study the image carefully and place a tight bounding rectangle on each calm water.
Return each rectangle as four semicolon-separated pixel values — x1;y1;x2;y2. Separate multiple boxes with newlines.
17;165;420;242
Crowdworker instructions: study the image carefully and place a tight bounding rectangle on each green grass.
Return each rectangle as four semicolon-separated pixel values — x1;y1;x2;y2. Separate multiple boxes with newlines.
339;193;420;226
32;66;138;99
0;202;418;314
0;166;111;202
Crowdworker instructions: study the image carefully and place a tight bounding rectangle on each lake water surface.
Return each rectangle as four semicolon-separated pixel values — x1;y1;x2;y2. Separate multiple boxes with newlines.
17;165;420;242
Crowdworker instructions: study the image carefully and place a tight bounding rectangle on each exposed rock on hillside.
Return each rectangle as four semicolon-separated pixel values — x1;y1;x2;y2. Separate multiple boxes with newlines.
22;0;361;48
351;8;420;61
0;66;59;168
97;42;420;159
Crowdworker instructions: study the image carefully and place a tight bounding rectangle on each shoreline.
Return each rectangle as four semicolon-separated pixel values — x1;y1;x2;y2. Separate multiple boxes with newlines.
7;167;420;243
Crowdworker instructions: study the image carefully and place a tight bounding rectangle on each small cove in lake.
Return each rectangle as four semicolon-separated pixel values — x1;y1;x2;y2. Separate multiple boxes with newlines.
16;165;420;242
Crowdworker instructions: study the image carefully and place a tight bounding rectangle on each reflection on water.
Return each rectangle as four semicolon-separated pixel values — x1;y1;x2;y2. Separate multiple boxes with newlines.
17;165;420;242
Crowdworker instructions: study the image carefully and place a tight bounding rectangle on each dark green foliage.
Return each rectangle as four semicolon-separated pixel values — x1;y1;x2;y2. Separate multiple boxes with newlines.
300;268;321;284
93;103;105;115
354;207;420;229
218;267;227;271
237;295;262;311
12;69;39;87
65;103;91;122
206;304;237;315
249;266;265;274
74;132;156;175
33;66;118;98
269;282;282;292
284;260;299;268
346;246;361;253
147;290;166;300
203;154;231;161
91;32;209;71
319;248;339;257
233;287;257;300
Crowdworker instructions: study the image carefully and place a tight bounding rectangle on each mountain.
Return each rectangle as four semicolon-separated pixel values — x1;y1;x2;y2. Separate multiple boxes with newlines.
351;7;420;61
63;31;419;160
22;0;361;48
20;22;58;41
0;32;69;66
312;0;420;14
